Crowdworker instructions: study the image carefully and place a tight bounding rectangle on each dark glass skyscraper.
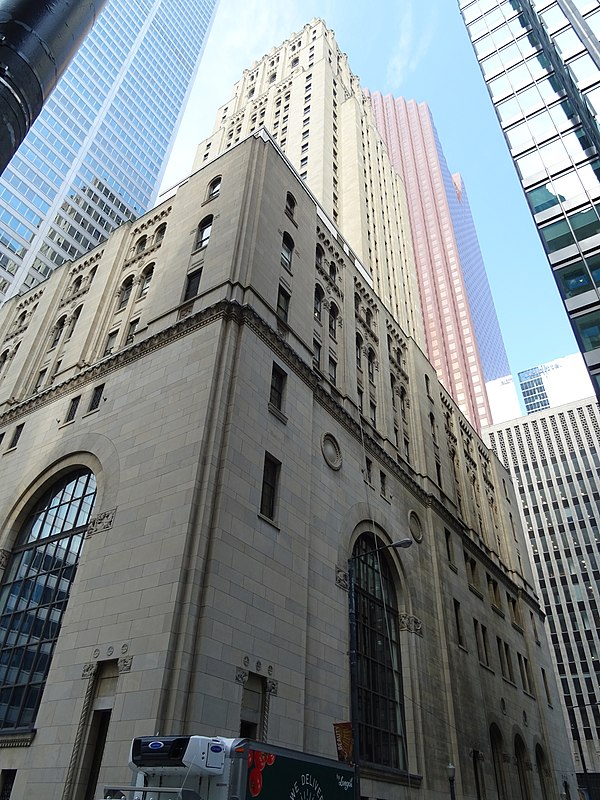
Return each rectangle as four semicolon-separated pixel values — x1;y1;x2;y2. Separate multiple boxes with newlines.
0;0;218;301
459;0;600;399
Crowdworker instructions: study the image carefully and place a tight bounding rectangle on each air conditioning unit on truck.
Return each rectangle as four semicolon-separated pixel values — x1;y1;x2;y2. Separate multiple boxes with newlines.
103;735;355;800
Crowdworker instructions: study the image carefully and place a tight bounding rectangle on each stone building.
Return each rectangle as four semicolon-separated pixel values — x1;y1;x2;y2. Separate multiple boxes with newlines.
0;132;575;799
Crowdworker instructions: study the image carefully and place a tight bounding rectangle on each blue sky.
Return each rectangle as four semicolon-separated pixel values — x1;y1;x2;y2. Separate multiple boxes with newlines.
160;0;579;378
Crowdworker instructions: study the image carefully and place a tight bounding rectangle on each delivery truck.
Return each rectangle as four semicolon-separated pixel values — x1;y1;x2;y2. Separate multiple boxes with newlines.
103;734;355;800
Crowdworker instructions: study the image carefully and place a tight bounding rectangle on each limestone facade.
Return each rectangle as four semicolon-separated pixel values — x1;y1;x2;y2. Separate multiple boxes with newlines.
0;133;575;799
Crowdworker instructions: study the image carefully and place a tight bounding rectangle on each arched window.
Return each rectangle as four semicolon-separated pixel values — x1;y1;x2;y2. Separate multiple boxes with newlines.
328;302;338;340
285;192;296;218
329;260;337;282
208;177;221;200
356;333;363;368
118;277;134;310
195;215;213;250
351;532;405;769
315;244;324;269
281;232;294;270
365;308;373;329
400;385;408;420
367;348;375;382
0;350;9;376
515;735;531;800
390;374;397;409
139;264;154;297
71;276;83;295
354;292;360;313
490;725;507;800
50;316;67;349
535;745;550;800
135;235;147;255
154;223;167;244
0;469;97;730
314;285;324;322
65;306;82;341
15;311;27;328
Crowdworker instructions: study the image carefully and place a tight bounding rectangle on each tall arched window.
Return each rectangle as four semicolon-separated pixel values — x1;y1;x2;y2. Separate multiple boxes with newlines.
0;469;97;729
367;348;375;382
490;725;507;800
280;232;294;270
285;192;296;218
118;277;134;310
65;306;82;341
154;223;167;244
50;316;67;349
0;350;8;376
208;178;221;200
314;285;324;322
329;303;339;340
365;308;373;329
329;260;337;282
139;264;154;298
135;235;147;255
515;735;531;800
356;333;363;369
351;532;406;769
315;244;324;269
195;215;213;250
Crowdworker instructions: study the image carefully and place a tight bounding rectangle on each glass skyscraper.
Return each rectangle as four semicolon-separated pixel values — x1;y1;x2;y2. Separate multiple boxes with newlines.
459;0;600;399
0;0;218;301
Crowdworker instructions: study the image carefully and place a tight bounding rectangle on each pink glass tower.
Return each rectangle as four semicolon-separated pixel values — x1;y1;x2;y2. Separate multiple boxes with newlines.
369;93;510;432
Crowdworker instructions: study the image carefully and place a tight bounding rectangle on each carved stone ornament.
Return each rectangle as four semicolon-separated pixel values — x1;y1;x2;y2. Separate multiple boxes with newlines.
236;668;249;684
266;679;278;695
86;508;117;537
335;567;348;591
398;613;423;637
0;549;10;571
82;662;98;679
321;433;342;471
118;656;133;673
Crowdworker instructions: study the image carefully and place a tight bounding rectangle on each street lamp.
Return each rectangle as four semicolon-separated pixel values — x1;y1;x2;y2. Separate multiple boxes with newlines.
447;763;456;800
348;537;413;800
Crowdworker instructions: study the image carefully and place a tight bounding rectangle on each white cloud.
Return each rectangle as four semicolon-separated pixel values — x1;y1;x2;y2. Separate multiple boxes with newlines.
385;2;435;91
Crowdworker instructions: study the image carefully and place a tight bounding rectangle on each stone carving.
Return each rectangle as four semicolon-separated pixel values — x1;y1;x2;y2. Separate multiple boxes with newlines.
236;668;249;684
399;613;423;637
321;433;342;470
81;662;98;679
0;549;10;571
86;508;117;537
266;680;278;695
118;656;133;673
335;567;348;591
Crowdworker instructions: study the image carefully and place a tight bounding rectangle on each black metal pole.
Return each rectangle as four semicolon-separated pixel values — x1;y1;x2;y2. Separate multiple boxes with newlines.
0;0;109;174
348;557;361;800
449;775;456;800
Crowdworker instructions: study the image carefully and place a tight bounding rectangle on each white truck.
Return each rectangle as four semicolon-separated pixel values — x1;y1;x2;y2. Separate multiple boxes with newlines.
104;735;355;800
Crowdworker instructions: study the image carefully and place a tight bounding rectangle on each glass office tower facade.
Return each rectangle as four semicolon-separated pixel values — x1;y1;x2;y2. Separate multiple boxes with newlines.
459;0;600;399
0;0;218;301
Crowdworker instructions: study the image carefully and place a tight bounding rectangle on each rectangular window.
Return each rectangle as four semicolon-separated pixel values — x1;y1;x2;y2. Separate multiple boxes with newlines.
369;401;376;426
380;471;386;497
8;424;24;449
328;357;337;386
125;319;139;345
184;268;202;302
504;643;515;682
33;369;47;393
365;457;372;484
103;331;118;357
497;637;507;679
260;453;280;521
64;396;80;423
454;600;465;647
445;529;454;563
541;668;552;705
88;384;105;413
269;363;286;411
313;338;321;370
276;286;290;323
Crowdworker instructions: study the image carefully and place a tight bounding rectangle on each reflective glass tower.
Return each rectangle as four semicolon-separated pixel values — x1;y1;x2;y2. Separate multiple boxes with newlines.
459;0;600;399
0;0;218;301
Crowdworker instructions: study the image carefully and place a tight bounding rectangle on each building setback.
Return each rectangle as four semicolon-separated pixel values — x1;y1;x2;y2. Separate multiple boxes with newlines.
0;131;576;800
486;396;600;796
0;0;218;302
369;94;510;432
459;0;600;400
193;20;424;348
